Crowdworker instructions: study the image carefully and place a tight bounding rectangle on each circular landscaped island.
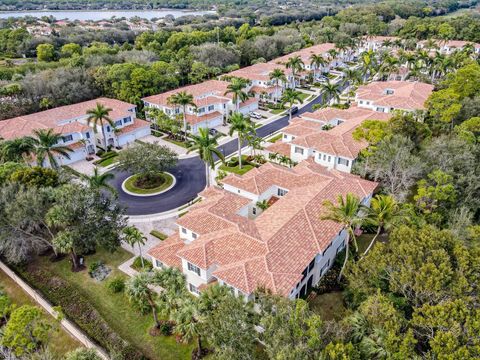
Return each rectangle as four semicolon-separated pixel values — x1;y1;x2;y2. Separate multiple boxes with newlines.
122;172;176;196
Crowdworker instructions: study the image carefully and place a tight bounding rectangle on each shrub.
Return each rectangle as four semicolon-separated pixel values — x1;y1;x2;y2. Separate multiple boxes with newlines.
96;150;105;157
100;150;118;159
107;277;125;294
14;266;144;359
10;166;59;188
149;230;167;241
131;257;153;272
88;261;103;276
159;320;175;336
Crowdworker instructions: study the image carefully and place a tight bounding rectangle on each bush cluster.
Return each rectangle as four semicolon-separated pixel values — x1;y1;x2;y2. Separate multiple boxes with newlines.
107;277;125;293
16;266;145;360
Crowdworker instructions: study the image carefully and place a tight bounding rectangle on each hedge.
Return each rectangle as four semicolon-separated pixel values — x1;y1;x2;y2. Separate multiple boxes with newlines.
14;266;146;360
149;230;167;241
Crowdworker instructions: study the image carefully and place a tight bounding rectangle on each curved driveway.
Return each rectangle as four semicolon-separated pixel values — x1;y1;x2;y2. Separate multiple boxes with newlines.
113;91;329;215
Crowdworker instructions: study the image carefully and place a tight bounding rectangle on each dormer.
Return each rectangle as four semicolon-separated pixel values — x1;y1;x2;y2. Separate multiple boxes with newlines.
179;226;198;244
384;88;395;95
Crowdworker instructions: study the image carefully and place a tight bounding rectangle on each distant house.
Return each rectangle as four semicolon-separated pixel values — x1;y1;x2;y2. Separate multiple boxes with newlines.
142;80;259;134
417;39;480;55
357;36;399;53
355;81;434;113
0;98;151;166
148;159;377;299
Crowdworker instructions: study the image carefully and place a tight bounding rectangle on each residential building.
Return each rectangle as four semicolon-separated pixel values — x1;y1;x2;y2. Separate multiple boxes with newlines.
142;80;259;134
355;81;434;113
148;159;377;299
357;36;399;53
0;98;150;166
416;39;480;55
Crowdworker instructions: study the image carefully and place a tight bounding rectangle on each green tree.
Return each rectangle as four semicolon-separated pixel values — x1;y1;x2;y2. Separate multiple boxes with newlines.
116;141;178;184
228;112;254;169
60;43;82;58
285;55;304;89
31;129;72;169
9;166;59;188
320;79;342;105
81;167;116;195
1;305;51;356
269;68;287;101
187;127;224;187
167;91;196;141
281;88;303;121
224;77;250;112
122;226;147;269
0;137;35;163
321;193;366;281
309;54;327;80
126;272;161;328
172;297;205;358
362;194;404;257
36;43;55;62
86;103;114;150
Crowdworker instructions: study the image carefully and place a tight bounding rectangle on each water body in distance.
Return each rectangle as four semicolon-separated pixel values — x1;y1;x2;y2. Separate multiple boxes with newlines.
0;9;215;20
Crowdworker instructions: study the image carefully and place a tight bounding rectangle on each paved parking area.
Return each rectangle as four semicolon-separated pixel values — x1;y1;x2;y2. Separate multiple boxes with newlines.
68;158;98;176
140;134;188;155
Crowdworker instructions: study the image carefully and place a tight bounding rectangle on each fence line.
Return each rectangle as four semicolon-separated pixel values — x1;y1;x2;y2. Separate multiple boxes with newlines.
0;261;110;360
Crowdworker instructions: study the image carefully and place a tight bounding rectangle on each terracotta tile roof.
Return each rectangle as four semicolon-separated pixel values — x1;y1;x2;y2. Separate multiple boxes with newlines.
185;111;223;126
142;80;231;107
361;36;399;43
273;43;336;64
227;62;290;82
148;160;377;297
0;97;135;140
239;97;258;107
147;233;184;269
290;107;391;159
66;141;85;150
249;85;281;94
116;118;150;135
356;81;434;111
265;141;291;157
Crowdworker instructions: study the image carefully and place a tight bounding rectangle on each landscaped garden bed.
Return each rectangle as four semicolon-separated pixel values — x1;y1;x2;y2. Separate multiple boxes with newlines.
219;156;256;175
150;230;168;241
123;172;174;195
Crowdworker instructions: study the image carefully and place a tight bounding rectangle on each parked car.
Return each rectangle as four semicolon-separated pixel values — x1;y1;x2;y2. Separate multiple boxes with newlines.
209;128;218;135
290;106;299;114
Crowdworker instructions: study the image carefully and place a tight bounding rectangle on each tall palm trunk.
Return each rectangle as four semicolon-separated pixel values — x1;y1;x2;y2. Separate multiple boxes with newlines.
138;243;145;268
182;105;188;141
101;125;107;150
338;232;349;282
197;336;202;358
71;249;79;271
238;136;243;169
148;294;161;328
205;162;210;187
362;225;382;257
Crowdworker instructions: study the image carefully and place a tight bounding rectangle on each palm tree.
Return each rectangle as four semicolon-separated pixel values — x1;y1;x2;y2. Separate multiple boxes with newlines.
228;113;254;170
342;69;362;103
123;226;147;269
268;152;279;163
320;80;341;105
256;199;269;211
167;91;196;142
378;55;399;81
125;272;161;328
279;154;292;168
269;68;287;102
309;54;327;81
172;298;204;358
153;267;188;319
247;135;263;158
285;55;304;89
224;77;250;112
362;195;404;257
321;193;366;281
280;88;303;122
0;136;35;163
31;129;73;168
86;103;114;150
360;50;376;81
187;128;224;187
81;167;116;195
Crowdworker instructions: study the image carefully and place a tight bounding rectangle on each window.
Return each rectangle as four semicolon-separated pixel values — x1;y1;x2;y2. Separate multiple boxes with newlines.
277;188;288;196
189;283;200;295
115;120;122;127
181;227;187;234
85;132;90;139
320;259;331;276
308;259;315;272
322;154;326;161
252;207;257;215
188;262;201;276
283;134;288;139
208;105;214;111
155;259;164;268
337;158;349;166
385;89;394;95
328;156;331;162
106;126;111;132
192;233;197;239
198;107;205;114
359;100;363;104
123;117;132;124
62;134;73;143
294;147;304;154
336;241;345;254
322;242;332;256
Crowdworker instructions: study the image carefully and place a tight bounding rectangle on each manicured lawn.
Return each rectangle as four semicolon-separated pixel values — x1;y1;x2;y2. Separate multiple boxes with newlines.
36;248;194;360
219;163;254;175
124;172;174;195
298;92;310;102
267;134;283;143
0;269;81;357
95;155;119;167
163;137;189;148
270;108;285;115
309;291;346;321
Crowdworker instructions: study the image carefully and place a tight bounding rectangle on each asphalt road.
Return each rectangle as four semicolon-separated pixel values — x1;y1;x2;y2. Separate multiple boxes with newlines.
112;90;330;216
